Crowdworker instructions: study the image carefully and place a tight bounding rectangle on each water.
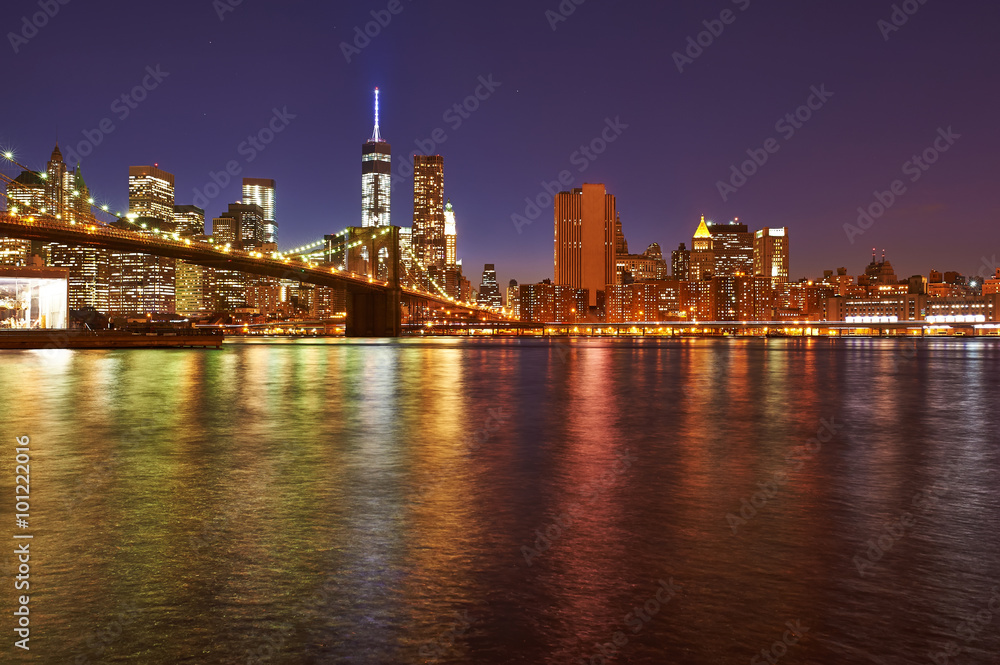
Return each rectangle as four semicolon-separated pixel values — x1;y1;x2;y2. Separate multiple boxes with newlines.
2;338;999;664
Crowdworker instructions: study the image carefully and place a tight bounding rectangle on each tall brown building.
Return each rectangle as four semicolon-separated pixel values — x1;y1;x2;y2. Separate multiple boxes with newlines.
554;183;616;309
413;155;446;269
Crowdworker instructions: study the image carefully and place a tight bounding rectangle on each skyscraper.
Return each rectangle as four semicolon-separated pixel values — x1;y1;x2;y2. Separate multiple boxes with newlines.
444;200;457;266
2;171;46;265
362;88;391;228
754;227;789;287
128;165;175;222
48;243;111;312
214;203;266;248
689;216;714;281
173;205;205;236
413;154;446;269
671;243;691;281
554;183;616;309
242;178;277;243
708;220;754;277
478;264;501;308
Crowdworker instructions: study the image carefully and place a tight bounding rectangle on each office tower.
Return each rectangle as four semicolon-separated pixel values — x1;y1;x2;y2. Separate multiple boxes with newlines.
398;226;413;276
173;205;205;235
3;171;47;265
362;88;391;228
172;206;208;316
708;220;754;277
689;216;714;281
47;244;111;312
478;264;501;308
207;215;246;311
211;268;247;312
128;165;175;222
6;170;47;215
413;154;446;268
754;227;789;288
242;178;277;243
108;217;176;315
213;203;265;248
506;279;520;317
554;183;616;309
45;144;68;217
176;259;213;317
444;200;457;266
212;215;239;246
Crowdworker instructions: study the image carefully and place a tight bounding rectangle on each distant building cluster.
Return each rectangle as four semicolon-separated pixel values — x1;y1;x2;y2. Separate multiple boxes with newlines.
501;181;1000;326
0;144;343;325
2;95;996;332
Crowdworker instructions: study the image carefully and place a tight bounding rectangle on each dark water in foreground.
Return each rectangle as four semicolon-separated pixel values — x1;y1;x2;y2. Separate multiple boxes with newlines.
1;338;999;664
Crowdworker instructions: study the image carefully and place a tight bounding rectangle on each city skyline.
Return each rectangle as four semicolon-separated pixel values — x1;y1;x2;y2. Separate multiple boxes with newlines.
2;0;997;291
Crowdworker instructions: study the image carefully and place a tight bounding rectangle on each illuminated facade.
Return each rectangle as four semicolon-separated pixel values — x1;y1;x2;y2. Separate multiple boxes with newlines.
413;154;446;269
0;170;44;265
173;205;205;236
754;227;789;287
362;88;391;228
506;279;520;318
47;243;111;312
477;264;501;308
444;200;457;266
554;183;616;309
689;216;714;282
108;218;176;315
708;221;754;277
671;243;690;280
213;203;265;248
399;227;413;275
176;242;214;317
128;165;175;222
242;178;277;243
0;267;68;329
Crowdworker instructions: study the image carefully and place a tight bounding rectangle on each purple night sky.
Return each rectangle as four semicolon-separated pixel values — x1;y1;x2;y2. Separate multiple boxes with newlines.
4;0;999;289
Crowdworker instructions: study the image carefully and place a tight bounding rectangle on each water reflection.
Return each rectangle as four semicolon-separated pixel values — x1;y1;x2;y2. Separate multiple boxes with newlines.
0;338;997;663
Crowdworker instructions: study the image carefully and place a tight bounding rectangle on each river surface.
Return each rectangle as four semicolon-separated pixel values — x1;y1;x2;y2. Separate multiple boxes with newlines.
1;338;999;664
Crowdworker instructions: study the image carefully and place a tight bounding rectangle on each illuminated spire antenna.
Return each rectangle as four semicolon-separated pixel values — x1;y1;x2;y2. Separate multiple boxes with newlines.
371;87;382;142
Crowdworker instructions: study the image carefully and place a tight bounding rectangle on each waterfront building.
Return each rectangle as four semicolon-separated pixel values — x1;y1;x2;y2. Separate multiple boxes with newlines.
554;183;616;310
108;217;176;315
47;243;111;312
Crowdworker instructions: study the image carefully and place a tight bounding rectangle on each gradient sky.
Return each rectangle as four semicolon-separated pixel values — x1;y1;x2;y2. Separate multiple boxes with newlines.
3;0;999;289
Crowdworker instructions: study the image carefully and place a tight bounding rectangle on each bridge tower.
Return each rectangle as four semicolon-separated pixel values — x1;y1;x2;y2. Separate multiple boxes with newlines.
340;225;401;337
